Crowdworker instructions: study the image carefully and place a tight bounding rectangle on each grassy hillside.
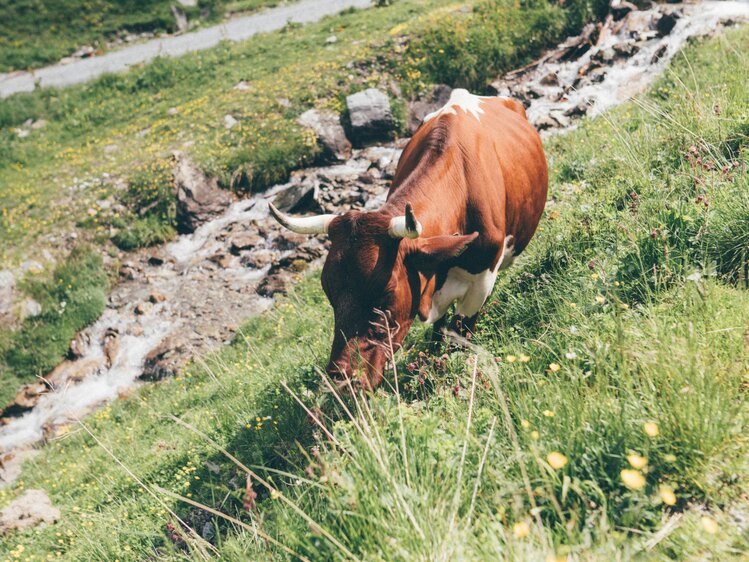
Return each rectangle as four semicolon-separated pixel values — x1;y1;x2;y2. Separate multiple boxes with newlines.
1;25;747;560
0;0;603;268
0;0;281;72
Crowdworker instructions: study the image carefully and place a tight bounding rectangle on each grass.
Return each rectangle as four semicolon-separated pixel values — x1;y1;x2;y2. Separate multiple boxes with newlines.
0;0;283;72
0;0;603;265
0;246;109;407
0;24;747;560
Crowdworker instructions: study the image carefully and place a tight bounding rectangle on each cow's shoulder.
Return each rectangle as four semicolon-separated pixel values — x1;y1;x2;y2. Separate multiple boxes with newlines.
482;96;528;121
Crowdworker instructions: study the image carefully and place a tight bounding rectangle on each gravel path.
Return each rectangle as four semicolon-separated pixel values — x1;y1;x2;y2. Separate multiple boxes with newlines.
0;0;372;99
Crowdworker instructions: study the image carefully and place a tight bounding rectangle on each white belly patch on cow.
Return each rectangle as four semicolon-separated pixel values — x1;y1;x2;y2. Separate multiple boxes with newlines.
426;236;515;323
423;88;490;123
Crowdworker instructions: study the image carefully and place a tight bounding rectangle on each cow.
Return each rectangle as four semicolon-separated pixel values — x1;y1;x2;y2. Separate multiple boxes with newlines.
269;88;548;388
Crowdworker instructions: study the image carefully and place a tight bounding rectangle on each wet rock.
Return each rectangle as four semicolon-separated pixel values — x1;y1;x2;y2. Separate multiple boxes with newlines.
69;332;91;359
149;292;167;304
611;0;638;21
174;154;232;234
147;255;165;266
612;41;640;58
229;233;263;254
135;302;154;315
407;84;452;135
141;335;189;381
591;48;616;64
1;384;49;421
257;273;293;297
119;263;138;280
534;115;559;131
564;102;590;117
272;231;306;251
297;109;352;161
656;10;681;37
272;183;320;214
346;88;395;146
0;489;60;533
539;72;559;86
208;253;233;269
241;249;276;269
651;43;668;64
45;357;106;387
102;328;119;367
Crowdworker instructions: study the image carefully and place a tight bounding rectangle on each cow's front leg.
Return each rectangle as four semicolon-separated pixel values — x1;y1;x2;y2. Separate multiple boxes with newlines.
446;312;479;341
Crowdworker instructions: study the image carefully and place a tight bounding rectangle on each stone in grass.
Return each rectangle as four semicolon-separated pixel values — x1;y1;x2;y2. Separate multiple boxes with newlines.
297;109;352;162
0;489;60;534
346;88;395;146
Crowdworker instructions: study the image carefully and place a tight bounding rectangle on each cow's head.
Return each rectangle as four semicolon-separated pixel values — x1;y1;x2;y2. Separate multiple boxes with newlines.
269;201;476;388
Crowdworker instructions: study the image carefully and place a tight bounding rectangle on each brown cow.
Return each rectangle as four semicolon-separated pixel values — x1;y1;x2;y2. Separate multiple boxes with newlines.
270;88;548;388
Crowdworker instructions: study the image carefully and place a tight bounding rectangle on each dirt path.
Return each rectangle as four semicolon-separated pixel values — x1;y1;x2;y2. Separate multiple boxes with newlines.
0;0;372;99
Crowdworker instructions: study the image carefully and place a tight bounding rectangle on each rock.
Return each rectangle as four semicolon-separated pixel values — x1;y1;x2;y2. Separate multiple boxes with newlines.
656;10;681;37
19;298;42;319
272;231;306;251
174;154;232;234
135;302;153;315
147;255;165;266
30;119;48;130
272;183;320;214
1;383;48;421
241;249;276;269
208;253;233;269
234;81;251;91
257;273;293;297
171;5;189;32
229;233;262;254
45;357;105;386
564;102;590;117
326;35;338;44
149;292;167;303
651;43;668;64
0;270;15;320
224;114;238;129
610;0;638;21
0;490;60;533
534;116;559;131
346;88;395;146
102;328;120;367
140;335;188;381
20;260;44;274
612;41;640;58
167;107;179;116
297;109;352;161
539;72;559;86
407;84;452;135
0;450;39;488
69;332;91;359
119;264;138;280
591;48;616;64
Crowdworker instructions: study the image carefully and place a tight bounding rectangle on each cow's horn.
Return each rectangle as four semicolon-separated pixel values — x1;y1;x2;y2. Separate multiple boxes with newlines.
388;203;423;239
268;202;337;235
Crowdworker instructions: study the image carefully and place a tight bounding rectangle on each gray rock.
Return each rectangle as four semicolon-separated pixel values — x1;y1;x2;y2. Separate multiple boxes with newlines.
257;273;293;297
174;154;232;234
612;41;640;58
224;114;238;129
346;88;395;146
539;72;559;86
20;260;44;274
611;0;638;21
241;249;276;269
19;298;42;319
272;183;320;214
140;335;188;381
407;84;452;135
0;270;15;319
297;109;351;161
0;489;60;533
171;5;189;33
229;233;262;254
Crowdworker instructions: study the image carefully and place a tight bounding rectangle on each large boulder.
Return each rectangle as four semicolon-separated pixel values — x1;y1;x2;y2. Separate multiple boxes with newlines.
174;154;233;234
140;334;189;381
407;84;452;135
297;109;352;161
0;489;60;533
346;88;395;146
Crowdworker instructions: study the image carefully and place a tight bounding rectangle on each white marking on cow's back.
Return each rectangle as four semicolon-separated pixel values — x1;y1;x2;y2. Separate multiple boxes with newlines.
426;236;515;323
423;88;490;123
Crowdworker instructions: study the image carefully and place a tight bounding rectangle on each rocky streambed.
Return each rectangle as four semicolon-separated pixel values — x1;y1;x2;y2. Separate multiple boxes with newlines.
1;0;747;482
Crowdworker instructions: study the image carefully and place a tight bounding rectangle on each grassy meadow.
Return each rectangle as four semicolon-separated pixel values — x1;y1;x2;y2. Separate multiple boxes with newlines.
0;0;282;72
0;23;747;561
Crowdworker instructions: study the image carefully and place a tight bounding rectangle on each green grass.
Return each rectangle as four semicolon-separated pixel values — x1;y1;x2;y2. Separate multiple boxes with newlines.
0;0;283;72
0;246;109;407
0;25;747;561
0;0;603;265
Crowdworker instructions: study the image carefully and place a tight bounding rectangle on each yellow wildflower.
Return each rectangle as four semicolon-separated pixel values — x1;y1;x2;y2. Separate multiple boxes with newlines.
621;469;646;490
701;516;718;534
547;452;568;470
627;454;648;470
643;422;660;437
659;484;676;506
513;521;530;539
548;363;561;373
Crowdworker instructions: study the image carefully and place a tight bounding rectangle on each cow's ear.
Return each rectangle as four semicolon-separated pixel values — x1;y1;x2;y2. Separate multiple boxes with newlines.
407;232;478;274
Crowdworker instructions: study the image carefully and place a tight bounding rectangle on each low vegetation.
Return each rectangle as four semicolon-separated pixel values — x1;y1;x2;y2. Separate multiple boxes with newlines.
0;247;108;406
0;25;746;560
0;0;282;72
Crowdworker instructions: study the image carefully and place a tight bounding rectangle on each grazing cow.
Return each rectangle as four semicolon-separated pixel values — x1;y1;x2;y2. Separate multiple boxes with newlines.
270;88;548;388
